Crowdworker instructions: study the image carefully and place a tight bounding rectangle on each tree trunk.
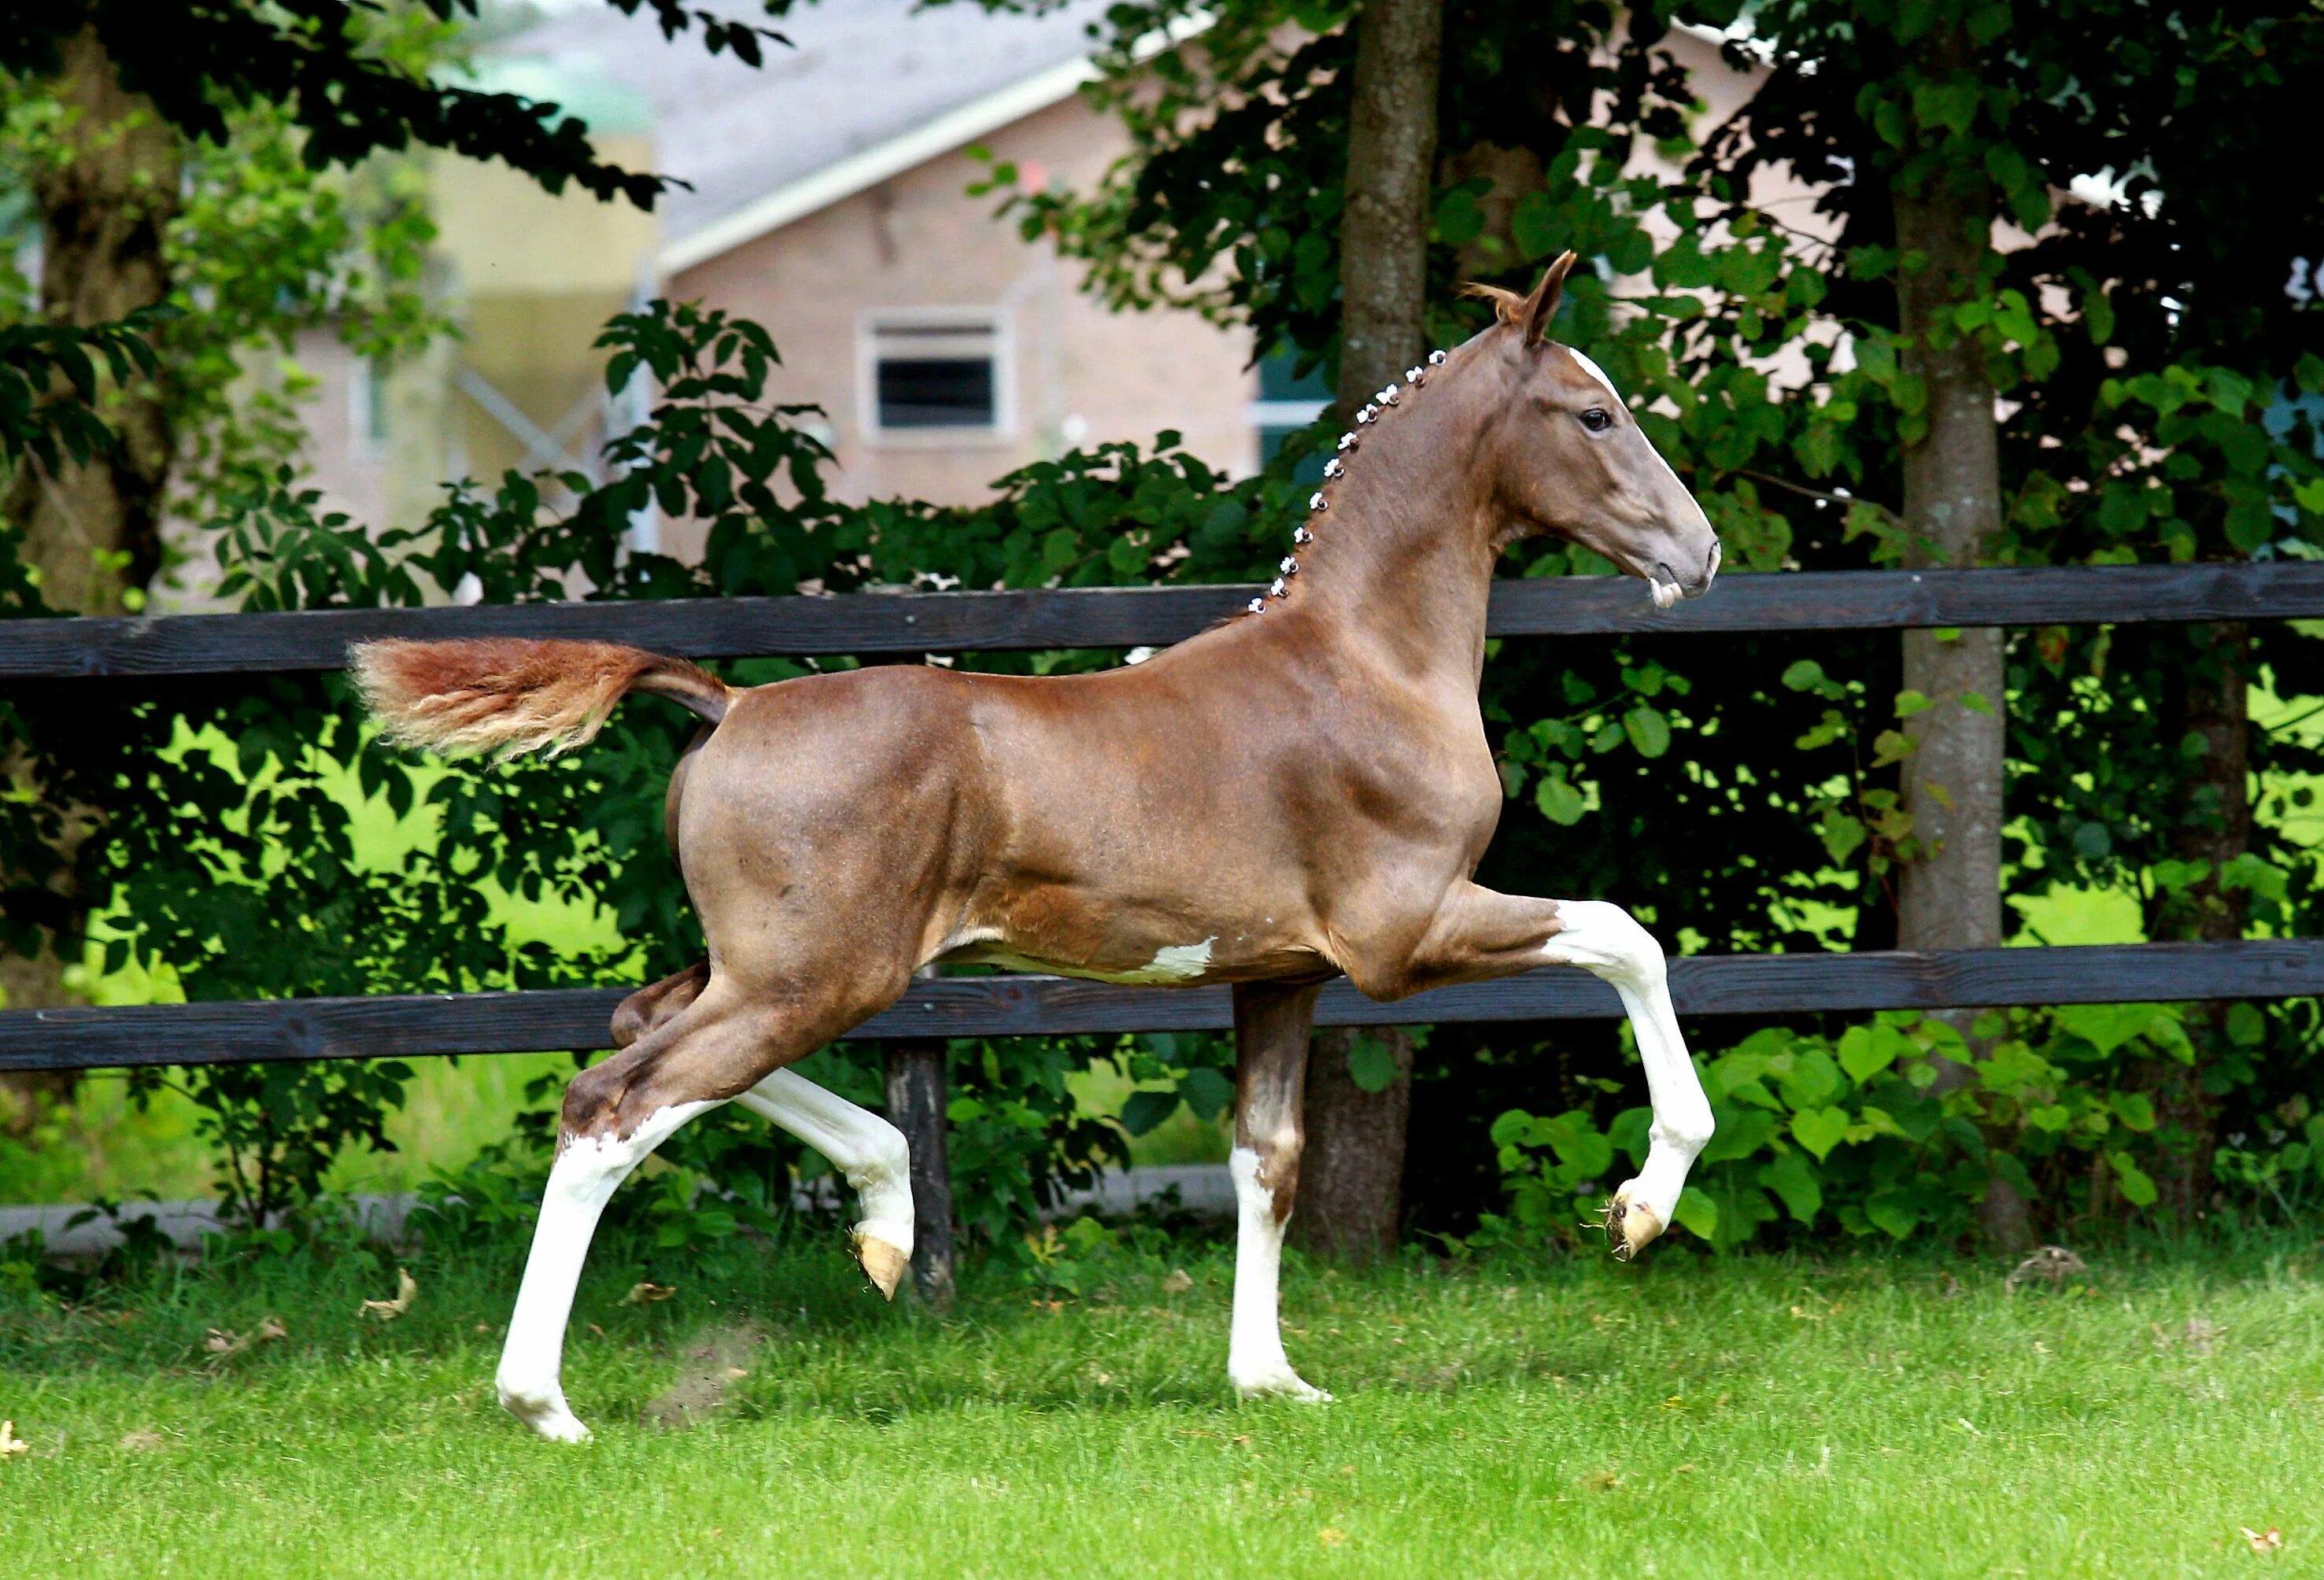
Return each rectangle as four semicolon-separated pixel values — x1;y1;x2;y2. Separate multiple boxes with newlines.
2145;620;2250;1222
1297;0;1443;1258
1291;1026;1415;1262
6;26;180;607
1888;31;2025;1250
1332;0;1442;426
882;1038;955;1309
0;28;181;1130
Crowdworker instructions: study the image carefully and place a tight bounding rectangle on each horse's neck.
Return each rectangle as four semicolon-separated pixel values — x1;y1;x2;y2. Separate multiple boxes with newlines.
1276;400;1501;691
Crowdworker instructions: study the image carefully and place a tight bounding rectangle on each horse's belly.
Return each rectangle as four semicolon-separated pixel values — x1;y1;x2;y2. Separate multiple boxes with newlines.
935;920;1330;987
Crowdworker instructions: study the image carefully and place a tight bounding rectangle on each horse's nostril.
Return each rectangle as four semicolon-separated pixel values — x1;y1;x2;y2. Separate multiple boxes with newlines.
1678;541;1720;597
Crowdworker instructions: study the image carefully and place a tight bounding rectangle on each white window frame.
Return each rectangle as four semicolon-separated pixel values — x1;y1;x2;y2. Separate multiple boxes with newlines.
856;306;1014;447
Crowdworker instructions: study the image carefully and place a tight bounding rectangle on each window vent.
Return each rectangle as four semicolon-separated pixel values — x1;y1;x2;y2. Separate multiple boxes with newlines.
860;310;1010;441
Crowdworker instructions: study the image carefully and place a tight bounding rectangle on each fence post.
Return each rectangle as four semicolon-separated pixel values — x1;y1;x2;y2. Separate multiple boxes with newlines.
882;1035;954;1309
859;653;955;1306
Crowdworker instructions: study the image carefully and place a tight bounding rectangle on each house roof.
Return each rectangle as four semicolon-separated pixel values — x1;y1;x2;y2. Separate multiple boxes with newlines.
495;0;1123;275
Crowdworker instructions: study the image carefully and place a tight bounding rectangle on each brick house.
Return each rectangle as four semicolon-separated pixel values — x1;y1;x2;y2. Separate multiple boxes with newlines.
295;7;1770;564
299;0;1278;561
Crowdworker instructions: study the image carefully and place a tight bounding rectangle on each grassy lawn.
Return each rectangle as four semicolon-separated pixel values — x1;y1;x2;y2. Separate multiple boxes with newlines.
3;1230;2319;1577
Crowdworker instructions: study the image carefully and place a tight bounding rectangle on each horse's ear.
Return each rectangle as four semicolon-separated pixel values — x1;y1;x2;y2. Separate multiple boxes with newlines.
1520;251;1579;348
1462;250;1580;345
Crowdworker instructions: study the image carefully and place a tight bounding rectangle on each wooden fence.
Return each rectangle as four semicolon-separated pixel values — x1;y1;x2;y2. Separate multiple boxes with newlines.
3;562;2322;1076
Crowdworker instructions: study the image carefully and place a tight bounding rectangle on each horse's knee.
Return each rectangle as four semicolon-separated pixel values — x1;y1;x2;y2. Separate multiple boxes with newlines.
1545;899;1666;991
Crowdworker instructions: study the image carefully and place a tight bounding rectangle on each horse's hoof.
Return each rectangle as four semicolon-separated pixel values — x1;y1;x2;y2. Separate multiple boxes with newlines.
1231;1363;1334;1403
856;1234;909;1301
500;1383;592;1443
1601;1187;1664;1261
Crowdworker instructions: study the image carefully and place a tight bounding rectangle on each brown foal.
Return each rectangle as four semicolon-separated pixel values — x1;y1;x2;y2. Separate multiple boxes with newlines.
356;253;1720;1441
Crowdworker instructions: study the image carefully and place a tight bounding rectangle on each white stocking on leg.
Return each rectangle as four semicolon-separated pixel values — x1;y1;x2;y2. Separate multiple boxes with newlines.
738;1069;914;1298
1543;901;1715;1257
497;1099;715;1442
1228;1146;1331;1401
1225;980;1329;1401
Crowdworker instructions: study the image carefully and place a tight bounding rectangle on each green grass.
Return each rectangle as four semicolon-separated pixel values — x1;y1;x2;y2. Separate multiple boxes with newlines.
3;1231;2319;1577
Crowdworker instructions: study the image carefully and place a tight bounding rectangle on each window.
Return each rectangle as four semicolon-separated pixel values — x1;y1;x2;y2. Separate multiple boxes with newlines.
1249;345;1331;485
859;308;1011;442
349;353;390;459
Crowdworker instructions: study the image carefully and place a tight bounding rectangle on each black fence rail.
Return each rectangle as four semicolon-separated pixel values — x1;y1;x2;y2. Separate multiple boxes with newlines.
2;941;2318;1073
2;563;2318;1070
3;562;2322;677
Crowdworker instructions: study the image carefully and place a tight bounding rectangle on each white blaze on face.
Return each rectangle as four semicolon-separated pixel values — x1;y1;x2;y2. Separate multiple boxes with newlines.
1565;346;1622;404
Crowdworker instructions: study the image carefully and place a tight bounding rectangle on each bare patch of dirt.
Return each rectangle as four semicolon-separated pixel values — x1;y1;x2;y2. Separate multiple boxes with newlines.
641;1323;762;1430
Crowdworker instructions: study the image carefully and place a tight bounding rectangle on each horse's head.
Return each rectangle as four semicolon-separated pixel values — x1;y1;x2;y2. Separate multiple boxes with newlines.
1469;252;1719;607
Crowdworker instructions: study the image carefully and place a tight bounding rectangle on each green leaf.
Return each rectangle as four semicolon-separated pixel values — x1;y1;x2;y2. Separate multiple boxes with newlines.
2108;1150;2159;1208
1837;1024;1901;1084
1347;1034;1401;1094
2148;858;2211;895
1820;808;1867;865
1118;1089;1180;1138
1622;705;1672;759
1489;1109;1541;1149
1434;186;1486;248
1699;1103;1778;1164
2218;853;2289;903
1671;1187;1719;1241
1535;773;1587;825
1509;190;1563;264
1912;82;1982;137
1757;1153;1823;1225
1894;689;1934;718
2054;1003;2156;1054
2226;1002;2267;1047
1178;1067;1234;1123
1779;659;1826;692
1864;1191;1921;1239
1790;1105;1852;1161
1778;1048;1843;1109
2109;1092;2157;1132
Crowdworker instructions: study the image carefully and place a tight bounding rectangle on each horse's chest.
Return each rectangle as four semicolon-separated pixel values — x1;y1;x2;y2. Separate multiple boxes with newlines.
1353;722;1506;857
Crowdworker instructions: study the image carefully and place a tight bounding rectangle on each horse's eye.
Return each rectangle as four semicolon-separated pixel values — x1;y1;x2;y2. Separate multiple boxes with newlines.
1580;408;1613;433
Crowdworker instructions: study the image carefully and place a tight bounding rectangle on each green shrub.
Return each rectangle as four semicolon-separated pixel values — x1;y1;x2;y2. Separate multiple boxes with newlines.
1477;1003;2323;1253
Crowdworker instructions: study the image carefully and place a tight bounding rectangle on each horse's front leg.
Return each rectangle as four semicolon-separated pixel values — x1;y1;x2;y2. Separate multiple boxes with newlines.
737;1069;914;1299
1226;980;1331;1401
1404;887;1714;1258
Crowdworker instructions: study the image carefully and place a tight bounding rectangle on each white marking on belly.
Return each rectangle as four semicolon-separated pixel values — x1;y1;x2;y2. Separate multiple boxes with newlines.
968;936;1217;985
1136;938;1216;981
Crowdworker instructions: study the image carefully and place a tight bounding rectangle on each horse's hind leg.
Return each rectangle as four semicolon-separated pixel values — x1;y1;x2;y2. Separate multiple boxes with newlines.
496;976;882;1442
739;1071;914;1300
